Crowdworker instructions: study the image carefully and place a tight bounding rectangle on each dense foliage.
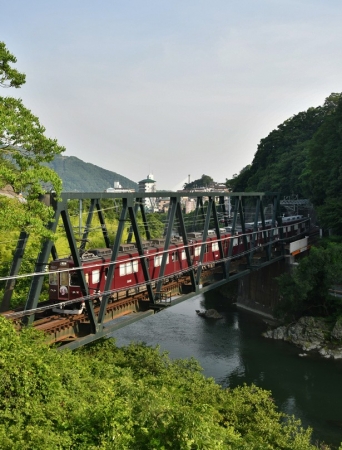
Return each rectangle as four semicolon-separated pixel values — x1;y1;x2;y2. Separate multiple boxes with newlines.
227;93;342;233
228;93;341;196
183;174;214;190
0;41;65;240
306;98;342;234
0;316;327;449
276;242;342;321
47;155;138;192
0;41;26;88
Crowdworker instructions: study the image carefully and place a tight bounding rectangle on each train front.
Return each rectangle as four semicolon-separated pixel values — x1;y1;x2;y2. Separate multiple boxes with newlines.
49;259;84;310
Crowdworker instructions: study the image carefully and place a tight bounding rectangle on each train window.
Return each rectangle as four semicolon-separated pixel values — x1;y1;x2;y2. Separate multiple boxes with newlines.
212;242;219;252
154;255;162;267
172;252;179;262
92;269;100;284
274;229;278;235
119;264;126;276
233;238;238;246
133;260;139;273
60;271;69;286
154;254;169;267
294;224;298;230
70;272;79;286
49;272;58;285
194;246;201;257
288;226;291;232
181;250;186;260
125;262;133;275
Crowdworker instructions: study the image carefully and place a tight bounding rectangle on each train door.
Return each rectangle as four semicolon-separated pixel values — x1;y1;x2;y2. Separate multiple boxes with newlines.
58;269;70;300
49;262;70;301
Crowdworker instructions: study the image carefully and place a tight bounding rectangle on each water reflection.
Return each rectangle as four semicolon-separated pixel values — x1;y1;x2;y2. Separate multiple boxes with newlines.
113;291;342;447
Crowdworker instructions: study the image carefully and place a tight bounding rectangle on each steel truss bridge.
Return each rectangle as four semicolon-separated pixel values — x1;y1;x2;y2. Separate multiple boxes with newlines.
1;191;311;349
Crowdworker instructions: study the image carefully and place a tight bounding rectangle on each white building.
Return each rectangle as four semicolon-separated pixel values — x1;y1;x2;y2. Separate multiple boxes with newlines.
184;198;196;214
138;174;157;211
106;181;135;193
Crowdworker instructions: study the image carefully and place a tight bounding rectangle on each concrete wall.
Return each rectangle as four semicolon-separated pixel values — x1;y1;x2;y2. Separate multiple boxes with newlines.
237;258;291;317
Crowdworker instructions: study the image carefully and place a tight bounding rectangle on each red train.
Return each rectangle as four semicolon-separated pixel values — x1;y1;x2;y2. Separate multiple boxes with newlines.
49;215;308;311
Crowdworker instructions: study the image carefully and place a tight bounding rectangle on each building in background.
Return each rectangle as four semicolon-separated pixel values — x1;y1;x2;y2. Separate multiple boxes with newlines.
106;181;135;193
138;174;157;211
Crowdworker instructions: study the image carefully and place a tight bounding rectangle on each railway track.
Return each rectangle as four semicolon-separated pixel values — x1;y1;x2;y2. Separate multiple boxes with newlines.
1;259;257;346
2;278;187;345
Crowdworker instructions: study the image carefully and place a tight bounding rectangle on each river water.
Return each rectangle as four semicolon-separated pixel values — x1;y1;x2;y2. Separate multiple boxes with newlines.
113;291;342;448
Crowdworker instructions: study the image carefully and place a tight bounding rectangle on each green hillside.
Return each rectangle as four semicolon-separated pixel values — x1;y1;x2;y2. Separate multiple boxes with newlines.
227;92;342;233
47;155;138;192
229;93;342;198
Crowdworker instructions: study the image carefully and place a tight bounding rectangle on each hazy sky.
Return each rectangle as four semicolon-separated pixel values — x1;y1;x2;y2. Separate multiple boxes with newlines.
2;1;342;190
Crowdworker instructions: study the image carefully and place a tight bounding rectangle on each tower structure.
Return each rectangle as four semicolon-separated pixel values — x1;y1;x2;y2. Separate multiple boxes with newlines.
138;173;157;211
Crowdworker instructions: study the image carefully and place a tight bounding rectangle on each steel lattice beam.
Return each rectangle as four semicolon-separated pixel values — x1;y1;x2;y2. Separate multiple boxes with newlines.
1;190;306;346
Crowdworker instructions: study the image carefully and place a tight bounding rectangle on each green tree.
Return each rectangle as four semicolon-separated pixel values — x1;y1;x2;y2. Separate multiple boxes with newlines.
305;95;342;233
226;165;251;191
183;174;214;190
201;173;214;187
0;42;26;88
230;93;342;197
276;243;342;320
0;317;325;449
0;41;65;239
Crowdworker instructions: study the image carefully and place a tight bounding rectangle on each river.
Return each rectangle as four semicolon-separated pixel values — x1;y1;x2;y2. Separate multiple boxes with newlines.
113;291;342;448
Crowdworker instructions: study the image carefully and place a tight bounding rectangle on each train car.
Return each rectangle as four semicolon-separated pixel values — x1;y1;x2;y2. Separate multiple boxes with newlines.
48;214;309;312
243;215;308;246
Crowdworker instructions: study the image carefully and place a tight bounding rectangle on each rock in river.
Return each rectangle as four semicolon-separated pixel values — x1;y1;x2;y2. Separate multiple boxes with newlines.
196;309;223;319
263;316;342;359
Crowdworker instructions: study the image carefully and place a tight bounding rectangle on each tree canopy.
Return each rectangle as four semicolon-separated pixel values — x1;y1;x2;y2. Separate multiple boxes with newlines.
0;316;323;449
0;41;26;88
0;41;65;239
227;94;342;196
227;93;342;234
184;174;214;190
276;242;342;320
306;97;342;233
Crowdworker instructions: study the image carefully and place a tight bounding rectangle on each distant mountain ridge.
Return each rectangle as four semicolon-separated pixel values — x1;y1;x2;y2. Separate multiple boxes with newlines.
47;155;138;192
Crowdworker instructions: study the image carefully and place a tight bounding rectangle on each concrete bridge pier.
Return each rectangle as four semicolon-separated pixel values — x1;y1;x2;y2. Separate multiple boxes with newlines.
236;257;295;318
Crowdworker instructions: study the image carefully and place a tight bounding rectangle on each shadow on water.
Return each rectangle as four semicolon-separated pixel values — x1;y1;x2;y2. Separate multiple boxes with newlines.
113;290;342;448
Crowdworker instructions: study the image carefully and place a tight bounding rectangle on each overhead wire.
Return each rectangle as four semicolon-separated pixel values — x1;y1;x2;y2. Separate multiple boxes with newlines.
0;218;309;284
2;230;293;320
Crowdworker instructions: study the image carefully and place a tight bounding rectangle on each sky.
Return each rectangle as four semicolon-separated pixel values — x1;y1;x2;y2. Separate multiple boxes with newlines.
2;0;342;190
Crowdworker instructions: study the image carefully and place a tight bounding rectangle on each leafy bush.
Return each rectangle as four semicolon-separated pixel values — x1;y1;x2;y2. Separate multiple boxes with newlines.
275;243;342;321
0;317;326;449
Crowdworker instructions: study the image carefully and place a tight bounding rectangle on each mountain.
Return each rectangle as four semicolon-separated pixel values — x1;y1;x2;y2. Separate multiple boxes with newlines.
47;155;138;192
227;92;342;233
228;93;342;198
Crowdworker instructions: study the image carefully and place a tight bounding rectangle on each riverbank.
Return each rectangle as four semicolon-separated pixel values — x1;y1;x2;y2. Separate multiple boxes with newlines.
219;283;342;360
235;298;342;360
263;316;342;359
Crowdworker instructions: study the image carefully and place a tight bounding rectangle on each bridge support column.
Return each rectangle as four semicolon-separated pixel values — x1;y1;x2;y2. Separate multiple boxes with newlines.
236;259;289;316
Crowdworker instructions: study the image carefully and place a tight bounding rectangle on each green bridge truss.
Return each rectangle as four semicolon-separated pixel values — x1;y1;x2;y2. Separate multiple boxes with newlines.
1;191;310;349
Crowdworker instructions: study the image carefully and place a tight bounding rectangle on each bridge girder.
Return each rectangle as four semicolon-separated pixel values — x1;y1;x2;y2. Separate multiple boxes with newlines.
1;190;304;348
